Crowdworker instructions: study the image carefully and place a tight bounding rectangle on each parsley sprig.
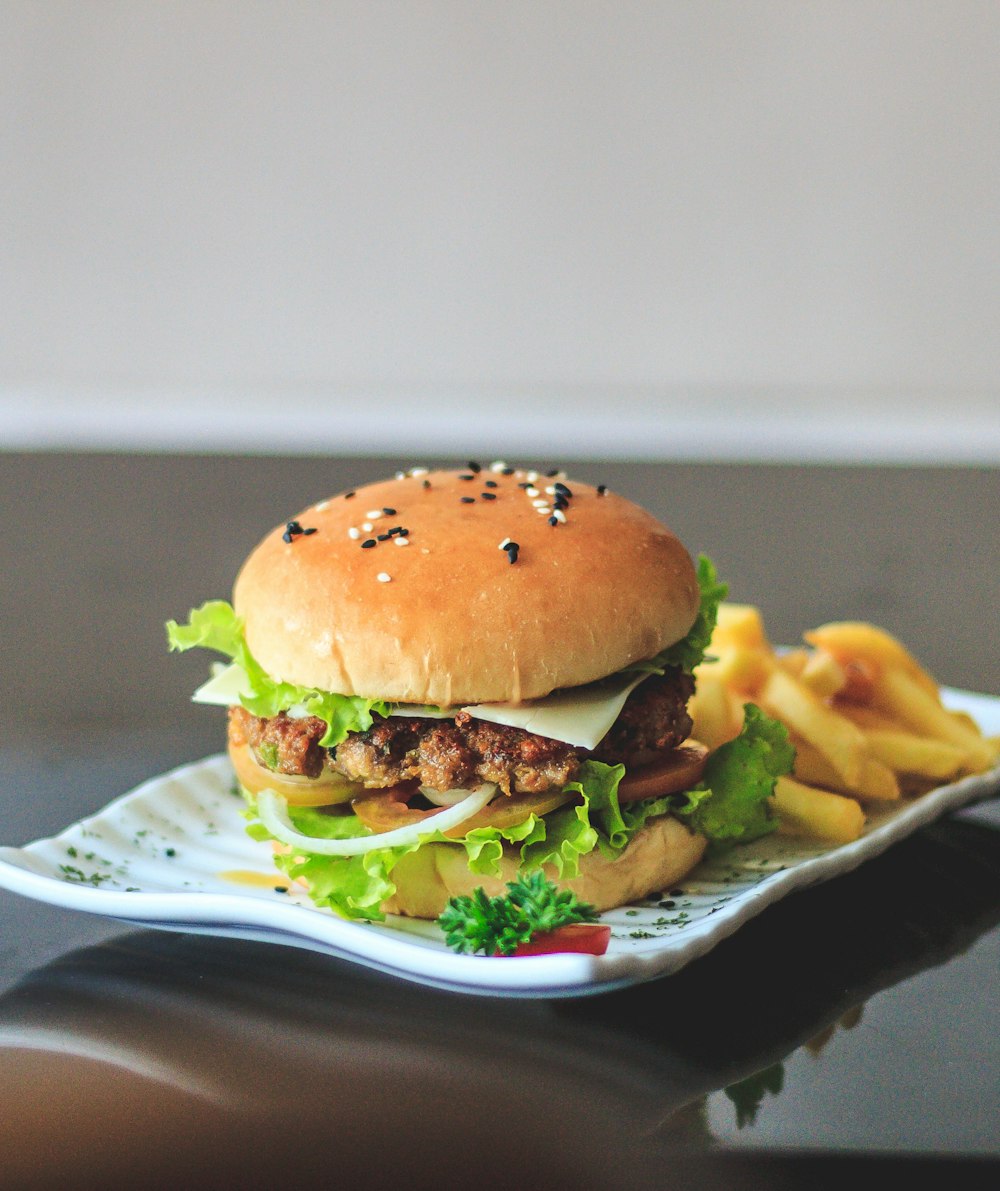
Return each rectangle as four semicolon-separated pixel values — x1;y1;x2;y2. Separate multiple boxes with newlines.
438;871;600;956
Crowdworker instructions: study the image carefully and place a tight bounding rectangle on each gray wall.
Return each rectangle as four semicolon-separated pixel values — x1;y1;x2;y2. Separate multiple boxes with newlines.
3;3;999;459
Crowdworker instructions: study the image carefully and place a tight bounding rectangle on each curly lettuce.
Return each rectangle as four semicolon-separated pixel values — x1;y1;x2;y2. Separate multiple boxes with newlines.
166;600;388;748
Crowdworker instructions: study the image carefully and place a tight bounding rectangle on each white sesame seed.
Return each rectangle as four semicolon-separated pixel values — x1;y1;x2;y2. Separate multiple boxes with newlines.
532;498;548;508
366;509;382;519
410;466;429;476
489;460;507;473
544;486;556;496
525;486;540;498
348;527;361;539
377;572;392;582
394;536;409;546
362;521;374;532
553;508;567;523
498;537;512;549
420;548;430;554
535;506;551;516
315;500;330;511
527;471;538;482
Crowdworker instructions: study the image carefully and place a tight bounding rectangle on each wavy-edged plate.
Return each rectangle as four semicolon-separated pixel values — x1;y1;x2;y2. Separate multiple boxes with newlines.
1;689;998;997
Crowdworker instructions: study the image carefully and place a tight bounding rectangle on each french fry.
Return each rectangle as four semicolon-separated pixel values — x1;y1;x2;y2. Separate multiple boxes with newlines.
772;775;866;844
707;646;774;695
713;603;768;651
870;668;994;772
759;668;867;787
777;648;810;678
688;672;743;750
792;739;901;802
804;622;939;697
798;649;848;699
862;729;967;782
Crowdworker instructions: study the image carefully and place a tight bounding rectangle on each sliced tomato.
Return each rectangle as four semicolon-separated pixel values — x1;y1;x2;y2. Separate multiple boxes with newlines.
351;785;572;838
616;742;708;805
502;923;612;957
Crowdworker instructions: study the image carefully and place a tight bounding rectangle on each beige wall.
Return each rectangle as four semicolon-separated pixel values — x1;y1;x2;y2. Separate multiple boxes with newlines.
3;2;998;459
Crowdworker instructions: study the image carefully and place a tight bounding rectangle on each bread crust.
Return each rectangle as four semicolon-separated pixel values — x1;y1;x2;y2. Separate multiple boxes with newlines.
233;469;699;705
382;815;708;919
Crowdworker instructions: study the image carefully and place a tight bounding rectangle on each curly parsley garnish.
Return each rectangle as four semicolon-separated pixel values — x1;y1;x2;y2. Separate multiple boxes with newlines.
438;871;600;956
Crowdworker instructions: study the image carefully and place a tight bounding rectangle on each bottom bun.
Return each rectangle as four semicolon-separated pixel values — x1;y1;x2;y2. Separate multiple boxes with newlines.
381;815;708;919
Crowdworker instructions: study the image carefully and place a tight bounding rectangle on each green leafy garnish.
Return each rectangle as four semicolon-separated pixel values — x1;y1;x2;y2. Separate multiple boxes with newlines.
673;703;794;846
438;871;600;956
166;600;389;747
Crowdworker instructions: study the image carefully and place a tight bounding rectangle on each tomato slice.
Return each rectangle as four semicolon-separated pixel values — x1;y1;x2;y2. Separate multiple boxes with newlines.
616;742;708;805
351;785;572;838
502;923;612;957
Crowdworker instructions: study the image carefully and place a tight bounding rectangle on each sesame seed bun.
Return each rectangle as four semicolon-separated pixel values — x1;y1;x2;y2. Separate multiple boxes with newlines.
232;468;699;706
381;816;708;918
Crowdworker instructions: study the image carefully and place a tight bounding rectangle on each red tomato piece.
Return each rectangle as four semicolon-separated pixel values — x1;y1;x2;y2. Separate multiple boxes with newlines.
501;923;612;957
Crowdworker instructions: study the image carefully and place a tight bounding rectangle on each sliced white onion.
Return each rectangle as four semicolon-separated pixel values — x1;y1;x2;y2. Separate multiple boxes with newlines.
420;785;476;807
255;783;496;856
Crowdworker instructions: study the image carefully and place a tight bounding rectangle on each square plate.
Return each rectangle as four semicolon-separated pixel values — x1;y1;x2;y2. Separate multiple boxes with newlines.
1;688;997;997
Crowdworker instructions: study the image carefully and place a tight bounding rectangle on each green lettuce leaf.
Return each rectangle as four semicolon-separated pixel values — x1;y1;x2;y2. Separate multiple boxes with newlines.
625;555;728;676
167;601;389;747
674;704;793;846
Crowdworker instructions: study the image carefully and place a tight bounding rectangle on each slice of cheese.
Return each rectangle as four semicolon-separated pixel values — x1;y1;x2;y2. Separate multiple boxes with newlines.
195;664;646;749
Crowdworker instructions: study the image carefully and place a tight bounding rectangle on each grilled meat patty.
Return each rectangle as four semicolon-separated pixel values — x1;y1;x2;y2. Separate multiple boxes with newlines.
228;669;694;795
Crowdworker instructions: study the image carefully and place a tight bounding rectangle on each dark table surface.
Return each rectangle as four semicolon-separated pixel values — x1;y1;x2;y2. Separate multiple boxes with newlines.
0;452;997;1190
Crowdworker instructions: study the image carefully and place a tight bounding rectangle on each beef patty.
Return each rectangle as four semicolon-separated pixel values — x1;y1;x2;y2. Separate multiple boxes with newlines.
228;669;694;796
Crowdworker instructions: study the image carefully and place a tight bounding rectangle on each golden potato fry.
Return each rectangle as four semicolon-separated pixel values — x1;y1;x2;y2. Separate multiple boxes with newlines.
792;739;901;802
804;622;939;697
772;775;866;844
759;668;867;787
777;648;810;678
835;703;900;732
712;603;768;651
688;673;743;750
798;649;848;699
705;646;774;695
862;729;967;782
870;669;994;772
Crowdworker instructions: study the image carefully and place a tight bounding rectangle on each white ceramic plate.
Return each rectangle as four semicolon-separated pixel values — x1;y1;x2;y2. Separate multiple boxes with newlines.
1;689;998;998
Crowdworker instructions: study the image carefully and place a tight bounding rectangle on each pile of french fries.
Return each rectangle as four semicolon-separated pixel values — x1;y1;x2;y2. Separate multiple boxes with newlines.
689;607;999;845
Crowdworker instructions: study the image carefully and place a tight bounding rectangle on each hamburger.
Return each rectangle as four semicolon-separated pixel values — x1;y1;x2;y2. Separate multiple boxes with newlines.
168;463;790;922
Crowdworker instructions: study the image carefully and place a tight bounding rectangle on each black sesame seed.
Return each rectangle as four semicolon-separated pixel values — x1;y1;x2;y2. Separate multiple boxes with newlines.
382;507;396;515
481;492;497;501
460;496;475;503
422;479;431;488
386;526;404;536
553;495;568;510
344;491;356;499
597;484;608;496
361;539;377;548
548;515;558;526
484;479;498;488
553;482;572;498
164;847;176;858
517;481;532;489
545;468;560;477
274;886;288;894
467;461;482;473
282;519;318;543
501;467;515;476
376;533;392;541
503;541;520;565
459;474;475;481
